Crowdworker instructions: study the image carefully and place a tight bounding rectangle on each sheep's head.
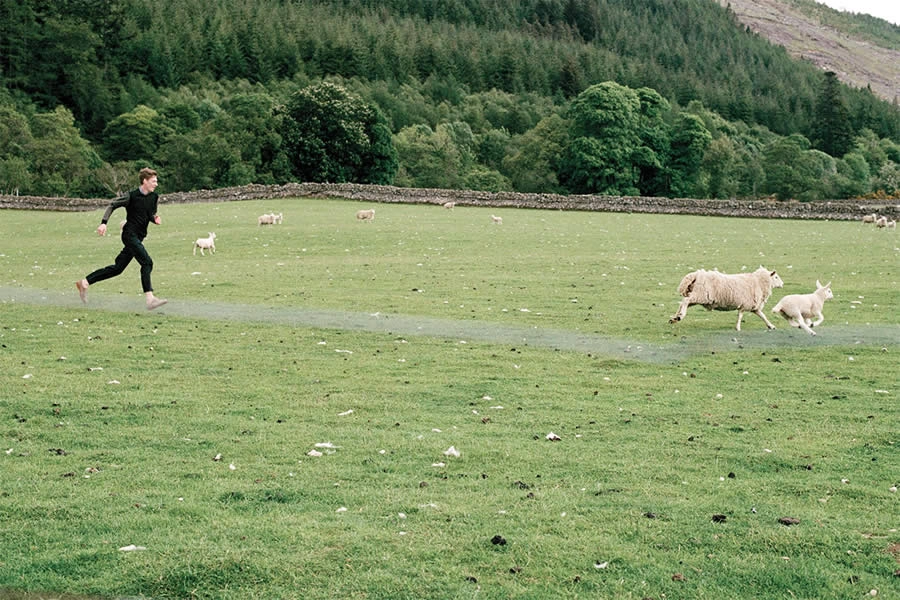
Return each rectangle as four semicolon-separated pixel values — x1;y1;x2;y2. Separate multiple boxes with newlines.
770;271;784;288
816;280;833;300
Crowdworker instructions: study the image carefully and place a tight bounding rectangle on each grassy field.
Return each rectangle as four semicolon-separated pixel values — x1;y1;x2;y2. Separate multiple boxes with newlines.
0;198;897;599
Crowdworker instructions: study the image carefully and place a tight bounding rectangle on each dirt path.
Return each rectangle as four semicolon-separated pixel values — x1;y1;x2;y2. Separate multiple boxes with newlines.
3;285;897;363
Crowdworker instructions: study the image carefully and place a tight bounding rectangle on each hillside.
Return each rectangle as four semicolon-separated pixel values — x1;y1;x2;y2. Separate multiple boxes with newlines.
720;0;900;102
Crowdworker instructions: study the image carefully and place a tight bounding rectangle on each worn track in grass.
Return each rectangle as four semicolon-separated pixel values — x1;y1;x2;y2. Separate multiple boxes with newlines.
3;285;897;364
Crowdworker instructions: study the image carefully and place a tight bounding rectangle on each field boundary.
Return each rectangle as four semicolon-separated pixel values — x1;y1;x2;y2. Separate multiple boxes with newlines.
2;182;898;220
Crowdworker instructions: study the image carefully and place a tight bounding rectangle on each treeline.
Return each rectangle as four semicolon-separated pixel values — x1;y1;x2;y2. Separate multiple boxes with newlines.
0;0;899;200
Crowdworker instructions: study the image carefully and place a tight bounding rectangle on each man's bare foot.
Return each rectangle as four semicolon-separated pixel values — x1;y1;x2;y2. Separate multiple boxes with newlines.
75;279;88;303
147;297;168;311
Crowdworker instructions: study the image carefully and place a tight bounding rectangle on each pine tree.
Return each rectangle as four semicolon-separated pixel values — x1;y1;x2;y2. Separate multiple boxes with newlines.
812;71;854;158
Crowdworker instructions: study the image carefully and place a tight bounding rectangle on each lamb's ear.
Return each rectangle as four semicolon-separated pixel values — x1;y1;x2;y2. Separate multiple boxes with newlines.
825;281;831;288
770;270;777;276
816;279;822;288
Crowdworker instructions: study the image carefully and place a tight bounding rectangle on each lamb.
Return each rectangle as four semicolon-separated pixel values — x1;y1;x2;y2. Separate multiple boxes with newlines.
442;201;456;209
193;232;216;256
491;214;503;224
356;209;375;221
887;219;896;229
862;213;877;223
875;216;887;228
771;280;833;335
258;213;276;225
273;212;283;224
669;266;784;331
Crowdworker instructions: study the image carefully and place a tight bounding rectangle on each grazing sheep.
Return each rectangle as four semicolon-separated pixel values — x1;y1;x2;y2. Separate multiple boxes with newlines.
356;209;375;221
862;213;877;223
442;201;456;210
771;280;833;336
887;219;896;229
258;213;276;225
875;216;888;228
669;266;784;331
491;214;503;224
193;232;216;256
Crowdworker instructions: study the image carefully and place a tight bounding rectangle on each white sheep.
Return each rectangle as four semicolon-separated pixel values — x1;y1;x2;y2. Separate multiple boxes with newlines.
886;219;896;229
491;214;503;224
273;212;283;224
875;216;887;228
258;213;276;225
862;213;877;223
669;266;784;331
771;280;833;336
442;201;456;210
193;232;216;255
356;209;375;221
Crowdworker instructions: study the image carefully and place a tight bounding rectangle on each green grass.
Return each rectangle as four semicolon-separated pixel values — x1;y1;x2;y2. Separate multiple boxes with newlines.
0;198;898;599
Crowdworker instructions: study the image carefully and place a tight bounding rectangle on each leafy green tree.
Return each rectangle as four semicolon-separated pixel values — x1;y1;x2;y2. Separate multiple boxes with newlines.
558;81;642;195
102;105;172;162
464;167;512;192
27;106;101;196
281;82;397;184
762;134;817;200
667;113;712;198
812;71;854;158
831;152;870;198
0;157;32;193
502;114;568;193
393;124;464;189
634;88;671;196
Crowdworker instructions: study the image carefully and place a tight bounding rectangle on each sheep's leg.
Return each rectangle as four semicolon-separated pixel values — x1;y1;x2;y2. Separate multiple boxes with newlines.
752;309;777;330
200;247;205;256
670;298;692;323
811;313;824;327
797;317;816;335
735;310;744;331
193;245;197;256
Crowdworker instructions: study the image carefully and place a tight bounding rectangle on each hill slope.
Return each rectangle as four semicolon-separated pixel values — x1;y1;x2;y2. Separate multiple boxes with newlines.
720;0;900;102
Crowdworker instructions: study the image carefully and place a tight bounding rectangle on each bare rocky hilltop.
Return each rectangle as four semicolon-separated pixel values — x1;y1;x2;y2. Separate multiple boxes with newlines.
719;0;900;103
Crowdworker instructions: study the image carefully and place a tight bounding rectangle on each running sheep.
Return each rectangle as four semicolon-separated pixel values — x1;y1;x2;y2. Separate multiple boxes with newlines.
193;232;216;256
356;209;375;221
771;280;833;336
669;266;784;331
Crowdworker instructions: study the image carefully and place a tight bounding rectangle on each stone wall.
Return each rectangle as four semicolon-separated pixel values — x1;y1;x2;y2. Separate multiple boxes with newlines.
2;183;898;221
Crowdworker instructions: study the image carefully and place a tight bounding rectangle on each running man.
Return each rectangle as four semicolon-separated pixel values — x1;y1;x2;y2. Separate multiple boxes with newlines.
76;167;168;310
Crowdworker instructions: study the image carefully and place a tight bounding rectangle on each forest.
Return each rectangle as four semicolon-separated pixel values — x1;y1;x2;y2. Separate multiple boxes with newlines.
1;0;899;200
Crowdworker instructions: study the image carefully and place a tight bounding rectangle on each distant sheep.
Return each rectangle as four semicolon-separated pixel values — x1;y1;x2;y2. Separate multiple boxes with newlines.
771;280;833;336
193;232;216;256
669;266;784;331
258;212;283;225
887;219;896;229
491;214;503;224
862;213;877;223
356;209;375;221
442;201;456;209
875;216;887;228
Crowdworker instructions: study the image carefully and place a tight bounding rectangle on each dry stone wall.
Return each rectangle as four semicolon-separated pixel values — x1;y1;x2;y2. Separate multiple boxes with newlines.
1;183;897;221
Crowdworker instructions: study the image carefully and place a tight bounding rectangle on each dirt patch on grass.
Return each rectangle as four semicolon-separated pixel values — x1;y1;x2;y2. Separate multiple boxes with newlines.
4;285;897;363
